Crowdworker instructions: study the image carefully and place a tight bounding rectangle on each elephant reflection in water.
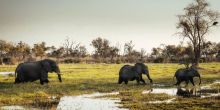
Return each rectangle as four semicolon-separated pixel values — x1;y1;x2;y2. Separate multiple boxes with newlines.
176;87;201;97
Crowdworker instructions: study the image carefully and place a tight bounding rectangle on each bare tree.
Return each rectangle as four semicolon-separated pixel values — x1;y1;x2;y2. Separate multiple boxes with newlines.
63;37;84;57
140;48;146;60
124;41;135;56
63;37;75;56
176;0;219;66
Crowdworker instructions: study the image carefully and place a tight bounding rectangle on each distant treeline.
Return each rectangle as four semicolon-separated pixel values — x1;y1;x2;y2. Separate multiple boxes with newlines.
0;37;220;64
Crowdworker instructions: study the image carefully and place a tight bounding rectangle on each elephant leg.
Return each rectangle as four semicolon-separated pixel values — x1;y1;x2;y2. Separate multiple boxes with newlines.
189;78;195;86
45;79;49;83
40;80;44;85
124;80;128;84
139;75;146;84
135;77;140;84
146;74;153;83
40;71;48;85
118;77;123;84
14;78;20;84
175;79;181;86
185;80;189;87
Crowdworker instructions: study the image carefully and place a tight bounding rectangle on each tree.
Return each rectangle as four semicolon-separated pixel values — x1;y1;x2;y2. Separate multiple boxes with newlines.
214;42;220;61
201;41;217;62
124;41;143;63
162;45;177;62
16;41;31;60
49;47;65;62
109;46;119;62
176;0;219;66
0;40;8;58
151;47;162;58
140;48;146;61
78;45;87;58
91;37;111;58
32;42;48;59
63;37;76;57
124;41;135;56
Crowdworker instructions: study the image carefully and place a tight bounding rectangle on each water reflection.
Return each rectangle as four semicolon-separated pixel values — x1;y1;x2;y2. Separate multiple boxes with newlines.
176;87;200;97
143;81;220;98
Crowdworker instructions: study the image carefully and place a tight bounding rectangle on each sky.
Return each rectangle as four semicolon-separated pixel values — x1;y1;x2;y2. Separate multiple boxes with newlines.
0;0;220;53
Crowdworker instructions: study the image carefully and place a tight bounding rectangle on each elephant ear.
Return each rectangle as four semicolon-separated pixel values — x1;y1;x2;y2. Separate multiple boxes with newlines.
40;61;52;72
134;63;142;74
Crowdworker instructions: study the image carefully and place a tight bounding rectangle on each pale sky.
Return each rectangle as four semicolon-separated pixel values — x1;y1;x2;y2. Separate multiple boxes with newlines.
0;0;219;53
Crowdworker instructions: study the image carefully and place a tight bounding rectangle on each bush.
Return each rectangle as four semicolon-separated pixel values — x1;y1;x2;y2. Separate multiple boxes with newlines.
0;58;2;65
153;57;165;63
2;57;18;65
63;58;81;63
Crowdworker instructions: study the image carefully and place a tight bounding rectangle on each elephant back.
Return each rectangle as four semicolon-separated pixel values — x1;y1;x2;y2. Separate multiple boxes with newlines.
119;65;131;75
175;68;186;76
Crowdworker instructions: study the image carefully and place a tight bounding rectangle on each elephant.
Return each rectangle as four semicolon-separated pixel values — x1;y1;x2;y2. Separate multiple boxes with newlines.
118;63;153;84
174;67;201;86
15;59;62;85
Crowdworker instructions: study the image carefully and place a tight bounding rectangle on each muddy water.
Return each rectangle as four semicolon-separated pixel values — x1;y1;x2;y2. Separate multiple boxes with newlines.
56;92;127;110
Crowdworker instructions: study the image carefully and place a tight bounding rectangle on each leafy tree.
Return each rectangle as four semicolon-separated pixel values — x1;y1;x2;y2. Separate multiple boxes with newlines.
176;0;219;66
78;45;87;58
91;37;110;58
151;47;162;58
124;41;135;56
16;41;31;60
201;41;217;61
32;42;48;59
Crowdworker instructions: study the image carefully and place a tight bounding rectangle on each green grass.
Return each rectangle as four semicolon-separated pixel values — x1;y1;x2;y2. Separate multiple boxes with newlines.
0;63;220;109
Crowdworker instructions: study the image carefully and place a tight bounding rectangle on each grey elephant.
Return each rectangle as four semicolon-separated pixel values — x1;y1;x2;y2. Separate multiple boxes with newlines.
118;63;153;84
15;59;62;85
174;67;201;86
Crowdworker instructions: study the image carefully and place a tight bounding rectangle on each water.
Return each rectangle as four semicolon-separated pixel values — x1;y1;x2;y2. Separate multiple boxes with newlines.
56;92;127;110
143;81;220;98
0;106;24;110
148;98;176;104
0;72;14;75
142;88;177;96
0;105;39;110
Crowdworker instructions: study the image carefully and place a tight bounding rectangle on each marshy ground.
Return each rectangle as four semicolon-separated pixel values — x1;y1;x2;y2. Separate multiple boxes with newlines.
0;63;220;110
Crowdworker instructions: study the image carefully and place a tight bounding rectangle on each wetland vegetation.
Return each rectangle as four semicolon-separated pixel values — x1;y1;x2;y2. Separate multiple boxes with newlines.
0;63;219;109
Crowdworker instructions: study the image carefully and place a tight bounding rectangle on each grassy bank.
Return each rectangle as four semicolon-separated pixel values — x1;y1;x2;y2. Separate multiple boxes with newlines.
0;63;220;109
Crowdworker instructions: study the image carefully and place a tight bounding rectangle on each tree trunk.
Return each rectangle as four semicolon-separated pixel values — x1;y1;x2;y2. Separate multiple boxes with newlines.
194;48;200;67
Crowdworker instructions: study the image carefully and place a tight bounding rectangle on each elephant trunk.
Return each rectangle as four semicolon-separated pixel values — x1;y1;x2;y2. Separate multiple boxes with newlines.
58;73;62;82
199;76;201;85
56;69;62;82
146;74;153;83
